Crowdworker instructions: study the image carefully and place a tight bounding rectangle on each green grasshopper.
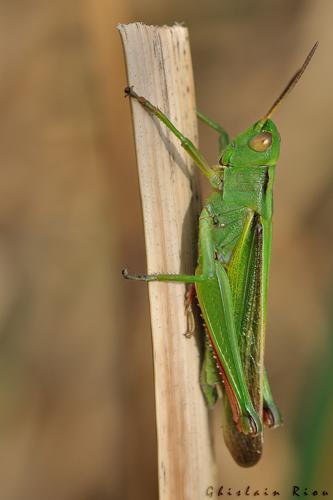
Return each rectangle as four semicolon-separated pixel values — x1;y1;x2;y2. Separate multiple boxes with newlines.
123;42;318;466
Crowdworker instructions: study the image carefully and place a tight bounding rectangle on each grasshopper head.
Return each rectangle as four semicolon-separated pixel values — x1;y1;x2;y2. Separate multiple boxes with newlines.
220;119;280;168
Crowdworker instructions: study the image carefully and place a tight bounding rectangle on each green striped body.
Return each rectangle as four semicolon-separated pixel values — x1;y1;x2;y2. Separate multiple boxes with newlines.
196;119;281;466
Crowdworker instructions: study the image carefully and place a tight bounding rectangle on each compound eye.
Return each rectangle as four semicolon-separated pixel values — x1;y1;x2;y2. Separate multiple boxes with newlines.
248;131;272;152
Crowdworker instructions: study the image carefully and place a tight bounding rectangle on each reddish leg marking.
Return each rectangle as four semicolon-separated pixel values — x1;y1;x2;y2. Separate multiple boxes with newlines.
184;284;196;338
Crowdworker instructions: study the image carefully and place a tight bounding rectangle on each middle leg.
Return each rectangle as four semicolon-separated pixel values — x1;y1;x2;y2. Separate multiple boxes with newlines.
197;110;229;156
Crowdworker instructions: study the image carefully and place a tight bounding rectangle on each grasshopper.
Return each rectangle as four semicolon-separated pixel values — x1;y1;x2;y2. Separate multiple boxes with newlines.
123;42;318;466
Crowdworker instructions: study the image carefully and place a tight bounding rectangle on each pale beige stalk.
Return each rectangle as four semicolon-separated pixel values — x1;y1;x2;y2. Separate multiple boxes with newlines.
118;23;216;500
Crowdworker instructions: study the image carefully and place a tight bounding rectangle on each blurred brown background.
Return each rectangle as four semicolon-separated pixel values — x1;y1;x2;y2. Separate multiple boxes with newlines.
0;1;332;499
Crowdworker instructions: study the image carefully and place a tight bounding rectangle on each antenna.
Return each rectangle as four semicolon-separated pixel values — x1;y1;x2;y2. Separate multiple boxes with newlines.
259;41;318;125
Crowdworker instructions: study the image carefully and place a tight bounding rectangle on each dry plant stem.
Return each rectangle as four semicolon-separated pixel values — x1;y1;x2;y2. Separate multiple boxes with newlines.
118;23;216;499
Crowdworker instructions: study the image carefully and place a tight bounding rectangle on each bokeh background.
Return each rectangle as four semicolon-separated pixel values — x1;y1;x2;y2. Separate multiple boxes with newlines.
0;1;332;499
